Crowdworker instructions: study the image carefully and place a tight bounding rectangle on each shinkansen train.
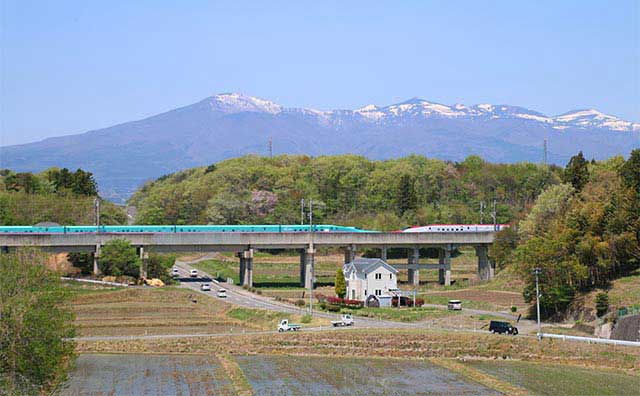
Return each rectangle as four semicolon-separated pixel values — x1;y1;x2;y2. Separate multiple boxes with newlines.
0;224;371;234
402;224;509;233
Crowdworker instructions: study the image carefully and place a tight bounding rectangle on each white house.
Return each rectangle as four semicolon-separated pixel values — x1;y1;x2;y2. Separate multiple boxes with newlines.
343;258;398;305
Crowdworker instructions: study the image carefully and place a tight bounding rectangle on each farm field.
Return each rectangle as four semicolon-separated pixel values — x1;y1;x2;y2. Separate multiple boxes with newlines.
63;353;640;396
75;328;640;372
62;354;235;396
70;286;327;337
236;355;500;396
464;360;640;396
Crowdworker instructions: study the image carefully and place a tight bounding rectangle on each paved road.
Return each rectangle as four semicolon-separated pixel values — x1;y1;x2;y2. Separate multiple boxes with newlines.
173;260;411;330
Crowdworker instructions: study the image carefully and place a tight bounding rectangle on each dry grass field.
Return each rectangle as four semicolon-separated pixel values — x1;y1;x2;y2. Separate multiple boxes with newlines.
71;286;328;337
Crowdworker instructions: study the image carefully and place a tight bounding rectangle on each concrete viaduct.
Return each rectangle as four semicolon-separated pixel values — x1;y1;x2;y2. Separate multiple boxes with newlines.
0;231;497;287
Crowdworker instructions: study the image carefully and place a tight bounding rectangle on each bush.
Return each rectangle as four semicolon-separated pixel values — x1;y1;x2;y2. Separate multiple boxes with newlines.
145;253;175;284
325;304;341;312
300;314;312;323
295;299;306;307
415;298;424;307
596;292;609;317
99;239;140;278
326;296;344;305
511;306;517;313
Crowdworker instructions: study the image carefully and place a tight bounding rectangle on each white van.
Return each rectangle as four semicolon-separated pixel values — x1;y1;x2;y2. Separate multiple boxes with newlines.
190;269;198;278
217;289;227;298
448;299;462;310
200;283;211;291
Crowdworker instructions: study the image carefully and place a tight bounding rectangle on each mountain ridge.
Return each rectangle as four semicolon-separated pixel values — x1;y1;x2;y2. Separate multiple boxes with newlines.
2;93;638;202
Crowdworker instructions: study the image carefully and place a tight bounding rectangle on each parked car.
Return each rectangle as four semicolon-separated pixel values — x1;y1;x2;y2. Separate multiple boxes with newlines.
489;320;518;335
331;314;354;327
217;289;227;298
447;299;462;310
189;269;198;278
278;319;301;332
200;283;211;291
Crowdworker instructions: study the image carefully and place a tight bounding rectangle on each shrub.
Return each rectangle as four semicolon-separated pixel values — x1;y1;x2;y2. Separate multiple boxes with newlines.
510;306;517;313
300;314;312;323
415;298;424;307
326;296;344;305
295;299;306;307
325;304;341;312
596;292;609;317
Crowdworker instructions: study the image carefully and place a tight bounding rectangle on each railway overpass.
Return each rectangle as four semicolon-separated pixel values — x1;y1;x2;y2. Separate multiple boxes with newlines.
0;231;497;287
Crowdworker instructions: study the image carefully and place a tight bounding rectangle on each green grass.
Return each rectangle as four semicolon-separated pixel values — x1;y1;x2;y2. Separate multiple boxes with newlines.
419;294;496;311
465;360;640;396
338;306;458;322
193;258;337;288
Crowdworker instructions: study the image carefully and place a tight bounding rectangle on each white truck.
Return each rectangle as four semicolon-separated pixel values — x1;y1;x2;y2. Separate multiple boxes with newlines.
331;314;354;327
277;319;301;332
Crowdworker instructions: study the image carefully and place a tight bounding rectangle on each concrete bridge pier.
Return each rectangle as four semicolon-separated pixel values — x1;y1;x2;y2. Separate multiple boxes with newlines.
407;248;420;286
238;249;253;287
344;245;357;264
475;245;493;281
137;246;148;279
93;244;101;276
438;247;452;286
380;246;388;261
301;247;315;289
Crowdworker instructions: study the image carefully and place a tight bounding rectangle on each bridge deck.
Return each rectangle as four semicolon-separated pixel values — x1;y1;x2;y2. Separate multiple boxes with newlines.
0;231;495;252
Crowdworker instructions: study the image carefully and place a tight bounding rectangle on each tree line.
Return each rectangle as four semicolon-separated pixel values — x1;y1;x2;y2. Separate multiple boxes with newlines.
0;168;126;226
492;150;640;319
130;154;562;230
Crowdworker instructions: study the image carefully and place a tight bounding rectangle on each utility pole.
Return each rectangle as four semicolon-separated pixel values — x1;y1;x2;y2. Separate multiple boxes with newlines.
308;199;314;315
300;199;305;225
480;201;485;225
94;197;101;232
534;267;542;340
491;199;497;230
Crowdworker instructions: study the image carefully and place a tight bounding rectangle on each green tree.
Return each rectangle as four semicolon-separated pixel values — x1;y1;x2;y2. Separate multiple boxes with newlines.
595;292;609;317
335;268;346;298
620;149;640;193
397;174;417;216
0;249;76;395
99;239;140;278
563;151;589;191
67;252;94;275
145;253;176;283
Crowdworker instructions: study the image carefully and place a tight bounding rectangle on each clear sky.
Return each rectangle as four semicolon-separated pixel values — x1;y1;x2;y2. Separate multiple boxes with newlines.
1;0;638;146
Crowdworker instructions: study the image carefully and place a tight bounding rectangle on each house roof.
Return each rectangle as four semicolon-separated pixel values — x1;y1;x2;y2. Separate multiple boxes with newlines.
343;258;398;275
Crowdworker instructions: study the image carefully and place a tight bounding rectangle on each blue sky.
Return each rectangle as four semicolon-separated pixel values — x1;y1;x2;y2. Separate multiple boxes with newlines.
2;0;638;146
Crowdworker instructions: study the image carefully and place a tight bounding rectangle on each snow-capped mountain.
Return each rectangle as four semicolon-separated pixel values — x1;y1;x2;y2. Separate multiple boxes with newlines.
2;93;638;202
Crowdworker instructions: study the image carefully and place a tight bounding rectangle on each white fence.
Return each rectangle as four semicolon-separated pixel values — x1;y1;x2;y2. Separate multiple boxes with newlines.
541;332;640;347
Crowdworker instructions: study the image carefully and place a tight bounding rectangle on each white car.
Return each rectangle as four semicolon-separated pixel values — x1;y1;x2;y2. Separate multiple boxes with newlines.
189;269;198;278
200;283;211;291
171;268;180;277
217;289;227;298
448;299;462;310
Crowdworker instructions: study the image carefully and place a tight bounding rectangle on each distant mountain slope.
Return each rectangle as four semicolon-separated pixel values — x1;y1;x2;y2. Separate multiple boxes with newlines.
2;93;638;202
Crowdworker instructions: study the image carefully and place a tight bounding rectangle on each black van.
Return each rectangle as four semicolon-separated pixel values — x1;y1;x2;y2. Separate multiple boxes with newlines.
489;320;518;335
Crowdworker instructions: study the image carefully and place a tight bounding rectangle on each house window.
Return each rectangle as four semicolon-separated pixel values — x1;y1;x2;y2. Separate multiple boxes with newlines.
375;273;382;280
375;289;382;296
390;273;393;280
352;289;355;299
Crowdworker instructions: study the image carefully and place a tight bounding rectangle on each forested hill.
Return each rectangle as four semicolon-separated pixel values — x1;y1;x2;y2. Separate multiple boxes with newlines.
0;168;126;225
129;154;562;230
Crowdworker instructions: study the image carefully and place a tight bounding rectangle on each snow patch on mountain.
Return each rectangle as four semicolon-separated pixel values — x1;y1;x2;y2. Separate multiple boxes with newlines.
206;93;638;131
210;93;283;114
